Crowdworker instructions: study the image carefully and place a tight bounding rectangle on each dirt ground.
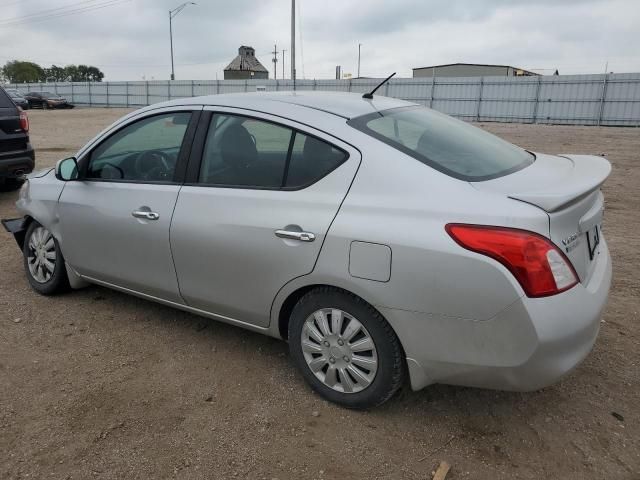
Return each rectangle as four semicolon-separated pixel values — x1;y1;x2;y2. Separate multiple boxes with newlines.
1;108;639;480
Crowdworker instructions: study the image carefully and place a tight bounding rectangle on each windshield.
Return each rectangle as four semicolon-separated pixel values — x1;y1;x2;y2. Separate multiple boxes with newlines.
41;92;62;99
348;106;534;181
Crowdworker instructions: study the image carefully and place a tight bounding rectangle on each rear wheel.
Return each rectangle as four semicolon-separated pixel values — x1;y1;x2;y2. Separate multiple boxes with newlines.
23;221;69;295
288;287;405;409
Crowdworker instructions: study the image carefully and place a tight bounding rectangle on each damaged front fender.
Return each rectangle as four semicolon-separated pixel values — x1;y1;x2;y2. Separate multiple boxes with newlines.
1;216;30;249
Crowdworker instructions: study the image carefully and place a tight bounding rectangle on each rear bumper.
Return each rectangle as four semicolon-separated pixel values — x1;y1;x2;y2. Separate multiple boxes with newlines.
381;237;612;392
0;145;35;178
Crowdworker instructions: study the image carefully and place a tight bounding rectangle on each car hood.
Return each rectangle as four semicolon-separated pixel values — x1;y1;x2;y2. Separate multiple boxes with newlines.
27;167;54;179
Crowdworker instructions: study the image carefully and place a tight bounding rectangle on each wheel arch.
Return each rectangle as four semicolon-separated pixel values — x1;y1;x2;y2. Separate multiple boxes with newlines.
14;215;35;249
274;282;406;364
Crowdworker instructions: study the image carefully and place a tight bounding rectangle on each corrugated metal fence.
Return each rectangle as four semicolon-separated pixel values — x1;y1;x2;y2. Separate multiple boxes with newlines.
7;73;640;126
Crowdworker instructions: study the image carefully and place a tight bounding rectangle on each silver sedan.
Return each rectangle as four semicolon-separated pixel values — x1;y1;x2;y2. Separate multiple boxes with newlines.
2;91;612;408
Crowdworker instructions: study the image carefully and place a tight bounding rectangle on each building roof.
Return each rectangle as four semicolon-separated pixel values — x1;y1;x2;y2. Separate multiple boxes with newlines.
224;46;269;73
412;62;539;75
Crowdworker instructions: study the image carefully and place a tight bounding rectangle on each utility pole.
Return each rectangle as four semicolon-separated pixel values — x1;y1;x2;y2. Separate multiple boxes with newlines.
169;2;196;81
169;11;174;80
357;43;362;78
282;49;287;80
291;0;296;89
272;44;278;80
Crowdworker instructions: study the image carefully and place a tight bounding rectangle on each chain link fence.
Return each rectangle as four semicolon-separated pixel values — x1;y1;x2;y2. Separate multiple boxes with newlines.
6;73;640;126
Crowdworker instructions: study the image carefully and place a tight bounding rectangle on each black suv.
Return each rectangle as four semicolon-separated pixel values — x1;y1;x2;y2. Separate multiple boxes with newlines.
0;86;34;189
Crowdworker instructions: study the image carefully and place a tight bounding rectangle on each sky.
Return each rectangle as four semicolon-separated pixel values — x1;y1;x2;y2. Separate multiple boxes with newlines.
0;0;639;81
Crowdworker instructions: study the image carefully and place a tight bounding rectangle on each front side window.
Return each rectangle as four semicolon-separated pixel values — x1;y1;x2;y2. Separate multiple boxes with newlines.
348;106;534;181
199;113;348;189
87;112;191;182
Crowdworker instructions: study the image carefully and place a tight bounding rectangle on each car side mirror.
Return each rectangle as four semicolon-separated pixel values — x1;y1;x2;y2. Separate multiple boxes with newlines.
55;157;79;181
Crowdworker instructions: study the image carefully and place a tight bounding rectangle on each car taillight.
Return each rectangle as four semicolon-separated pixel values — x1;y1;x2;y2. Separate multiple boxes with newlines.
445;224;578;297
19;109;29;132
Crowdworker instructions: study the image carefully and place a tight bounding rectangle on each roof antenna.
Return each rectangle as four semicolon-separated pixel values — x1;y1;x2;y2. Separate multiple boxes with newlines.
362;72;396;99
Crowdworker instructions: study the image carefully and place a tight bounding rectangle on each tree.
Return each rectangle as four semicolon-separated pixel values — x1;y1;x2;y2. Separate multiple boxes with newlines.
1;60;105;83
86;66;104;82
43;64;67;82
1;60;45;83
63;64;104;82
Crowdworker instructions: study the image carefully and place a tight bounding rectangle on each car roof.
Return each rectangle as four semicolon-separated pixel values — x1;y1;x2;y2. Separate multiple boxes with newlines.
153;91;417;120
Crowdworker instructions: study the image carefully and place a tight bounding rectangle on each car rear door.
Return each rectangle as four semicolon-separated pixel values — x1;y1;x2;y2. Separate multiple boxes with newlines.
57;107;201;302
170;108;360;327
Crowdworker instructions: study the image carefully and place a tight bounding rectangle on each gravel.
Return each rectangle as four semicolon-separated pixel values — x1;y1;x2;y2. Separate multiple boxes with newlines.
0;108;638;479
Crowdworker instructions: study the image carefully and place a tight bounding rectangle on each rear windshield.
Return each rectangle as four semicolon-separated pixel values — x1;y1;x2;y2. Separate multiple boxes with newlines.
348;106;534;181
0;88;16;108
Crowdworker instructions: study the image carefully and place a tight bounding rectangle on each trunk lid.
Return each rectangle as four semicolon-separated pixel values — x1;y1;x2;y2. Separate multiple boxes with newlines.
471;153;611;283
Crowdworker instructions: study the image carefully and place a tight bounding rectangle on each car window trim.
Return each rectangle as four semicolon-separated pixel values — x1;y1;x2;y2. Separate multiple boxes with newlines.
184;109;350;191
280;129;297;188
77;109;201;185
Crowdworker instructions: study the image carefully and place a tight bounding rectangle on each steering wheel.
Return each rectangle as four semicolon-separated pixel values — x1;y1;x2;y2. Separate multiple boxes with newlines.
134;150;172;181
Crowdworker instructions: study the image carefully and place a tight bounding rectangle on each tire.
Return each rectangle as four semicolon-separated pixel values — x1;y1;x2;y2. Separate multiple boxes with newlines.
288;286;405;409
22;221;70;295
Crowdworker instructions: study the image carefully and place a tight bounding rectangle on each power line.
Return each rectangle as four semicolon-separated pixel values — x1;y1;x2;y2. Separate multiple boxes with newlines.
0;0;130;27
0;0;106;23
0;0;130;26
0;0;35;7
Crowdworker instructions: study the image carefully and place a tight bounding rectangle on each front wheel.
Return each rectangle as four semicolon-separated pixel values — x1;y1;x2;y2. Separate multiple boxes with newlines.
23;221;69;295
288;287;406;409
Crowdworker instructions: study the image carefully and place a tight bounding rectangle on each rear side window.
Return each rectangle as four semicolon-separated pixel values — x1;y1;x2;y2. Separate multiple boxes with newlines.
286;133;347;188
348;106;534;181
198;113;348;189
199;114;292;188
0;88;16;108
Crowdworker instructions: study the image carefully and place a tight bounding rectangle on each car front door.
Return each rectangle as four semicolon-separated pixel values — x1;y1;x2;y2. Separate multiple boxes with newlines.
58;108;200;302
170;109;360;327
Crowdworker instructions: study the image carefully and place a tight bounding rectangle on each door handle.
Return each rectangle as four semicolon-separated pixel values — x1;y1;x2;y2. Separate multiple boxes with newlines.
275;230;316;242
132;210;160;220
